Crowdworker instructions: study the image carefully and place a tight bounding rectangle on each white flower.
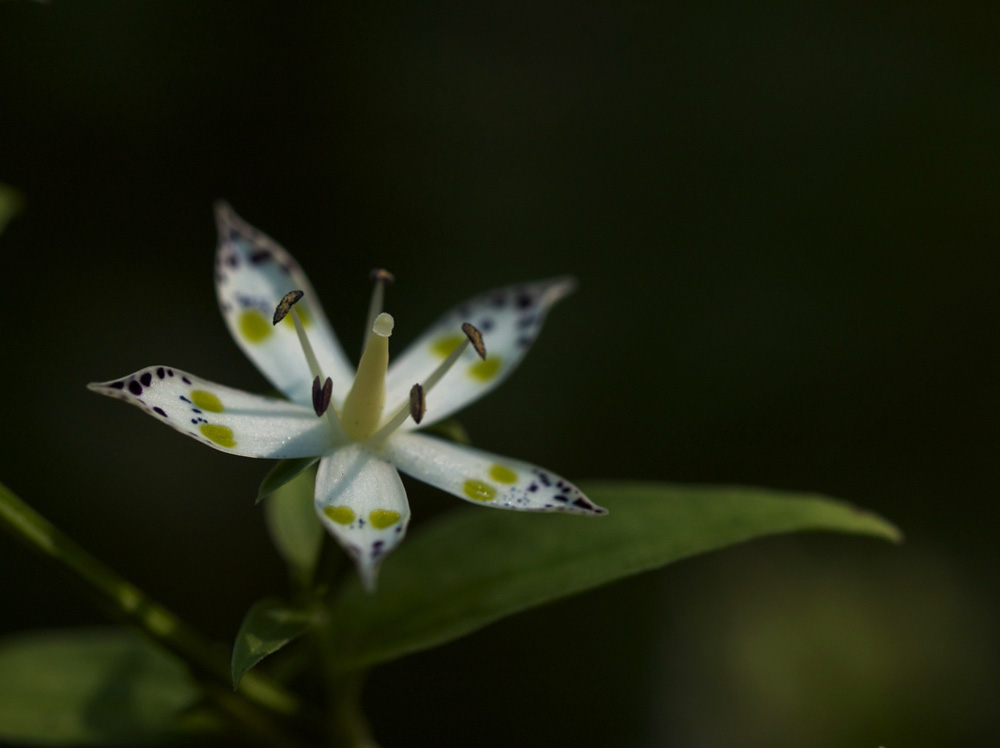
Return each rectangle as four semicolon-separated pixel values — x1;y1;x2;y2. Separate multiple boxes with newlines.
90;203;606;590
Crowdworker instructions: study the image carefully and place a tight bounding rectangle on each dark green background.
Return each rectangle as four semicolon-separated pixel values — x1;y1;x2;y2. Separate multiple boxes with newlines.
1;2;997;746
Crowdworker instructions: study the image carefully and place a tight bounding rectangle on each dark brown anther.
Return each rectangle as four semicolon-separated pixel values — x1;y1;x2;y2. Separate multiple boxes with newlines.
409;383;426;424
369;268;395;285
273;289;305;325
461;322;487;360
312;375;333;417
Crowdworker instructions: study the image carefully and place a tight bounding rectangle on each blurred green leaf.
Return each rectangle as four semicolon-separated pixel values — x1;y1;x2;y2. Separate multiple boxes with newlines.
231;599;322;690
0;183;23;236
256;456;318;504
0;480;303;721
0;628;201;745
263;464;323;584
326;482;900;672
421;417;472;445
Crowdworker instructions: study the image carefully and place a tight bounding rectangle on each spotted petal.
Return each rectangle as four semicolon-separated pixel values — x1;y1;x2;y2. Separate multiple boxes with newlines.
214;203;356;408
87;367;335;458
315;444;411;592
383;277;576;429
382;432;607;515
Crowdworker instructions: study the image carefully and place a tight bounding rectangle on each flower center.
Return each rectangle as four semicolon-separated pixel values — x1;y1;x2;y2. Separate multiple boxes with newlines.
273;275;487;444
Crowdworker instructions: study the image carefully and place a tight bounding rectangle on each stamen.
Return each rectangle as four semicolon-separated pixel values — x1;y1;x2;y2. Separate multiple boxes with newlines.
341;312;394;441
271;292;322;384
461;322;487;360
312;375;333;417
409;384;426;424
273;290;304;325
364;268;395;356
369;322;485;441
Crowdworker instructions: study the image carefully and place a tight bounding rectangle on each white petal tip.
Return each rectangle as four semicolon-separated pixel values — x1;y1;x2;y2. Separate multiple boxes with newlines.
568;494;608;516
213;200;237;228
547;276;578;302
87;380;121;396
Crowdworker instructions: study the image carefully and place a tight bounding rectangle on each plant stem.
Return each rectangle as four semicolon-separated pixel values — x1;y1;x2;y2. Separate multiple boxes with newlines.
0;480;318;744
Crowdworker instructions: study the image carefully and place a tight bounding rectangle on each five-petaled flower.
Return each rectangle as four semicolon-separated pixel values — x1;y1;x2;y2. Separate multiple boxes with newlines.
90;204;607;590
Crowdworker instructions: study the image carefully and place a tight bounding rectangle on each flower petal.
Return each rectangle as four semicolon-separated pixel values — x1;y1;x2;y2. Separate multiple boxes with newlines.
214;202;356;407
314;444;410;592
383;277;576;429
88;367;335;458
382;432;607;515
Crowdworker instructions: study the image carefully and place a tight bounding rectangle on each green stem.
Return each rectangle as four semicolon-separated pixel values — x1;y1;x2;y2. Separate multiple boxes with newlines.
0;480;317;744
329;672;380;748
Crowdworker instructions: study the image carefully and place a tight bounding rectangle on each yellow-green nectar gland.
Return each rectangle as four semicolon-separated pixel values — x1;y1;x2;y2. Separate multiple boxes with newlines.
341;312;394;441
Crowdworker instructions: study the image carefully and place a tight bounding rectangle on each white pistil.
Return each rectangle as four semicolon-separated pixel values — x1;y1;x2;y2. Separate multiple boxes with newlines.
368;322;486;443
363;268;395;358
341;312;394;441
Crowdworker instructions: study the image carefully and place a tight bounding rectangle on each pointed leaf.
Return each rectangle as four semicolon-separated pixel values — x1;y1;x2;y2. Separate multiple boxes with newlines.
257;456;319;504
263;463;323;583
0;628;201;745
326;482;900;672
231;599;321;689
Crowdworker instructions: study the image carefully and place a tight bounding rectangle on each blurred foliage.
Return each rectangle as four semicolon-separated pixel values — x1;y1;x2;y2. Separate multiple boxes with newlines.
0;628;201;745
0;183;23;235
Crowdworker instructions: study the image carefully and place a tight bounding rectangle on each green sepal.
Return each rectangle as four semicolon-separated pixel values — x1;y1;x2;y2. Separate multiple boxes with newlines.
256;456;319;504
325;482;901;672
263;463;323;585
0;627;203;745
231;599;323;690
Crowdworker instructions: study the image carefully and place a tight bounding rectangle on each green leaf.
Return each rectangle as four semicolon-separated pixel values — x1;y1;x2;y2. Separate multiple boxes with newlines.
231;599;322;689
326;482;901;672
257;456;318;504
420;417;472;445
0;628;201;745
263;463;323;584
